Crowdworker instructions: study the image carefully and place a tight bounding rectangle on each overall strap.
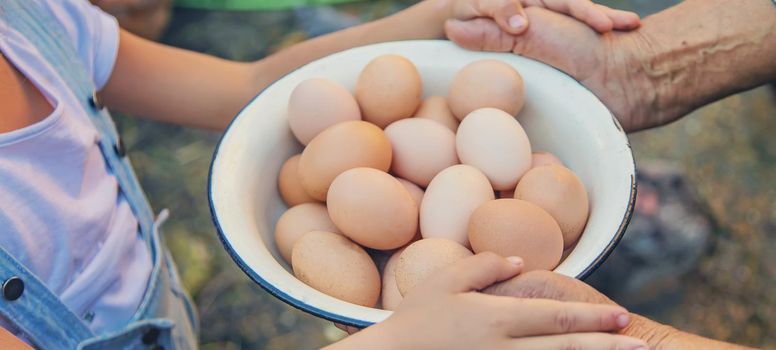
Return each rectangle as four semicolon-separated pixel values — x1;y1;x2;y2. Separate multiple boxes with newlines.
0;247;94;349
3;0;157;248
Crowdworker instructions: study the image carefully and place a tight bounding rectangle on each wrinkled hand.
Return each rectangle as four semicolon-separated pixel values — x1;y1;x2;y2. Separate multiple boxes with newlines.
484;270;615;304
484;270;684;349
445;7;667;132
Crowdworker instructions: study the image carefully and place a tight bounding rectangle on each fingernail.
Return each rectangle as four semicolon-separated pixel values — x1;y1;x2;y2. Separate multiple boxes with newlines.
508;15;526;29
616;313;630;328
506;256;523;267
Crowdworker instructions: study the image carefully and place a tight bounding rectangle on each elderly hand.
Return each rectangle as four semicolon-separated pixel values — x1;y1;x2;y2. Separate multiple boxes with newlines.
445;6;660;131
484;270;759;350
484;271;680;348
445;0;776;132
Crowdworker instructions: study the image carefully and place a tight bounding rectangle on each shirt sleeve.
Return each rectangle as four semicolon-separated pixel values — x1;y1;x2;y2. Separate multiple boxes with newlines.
42;0;120;90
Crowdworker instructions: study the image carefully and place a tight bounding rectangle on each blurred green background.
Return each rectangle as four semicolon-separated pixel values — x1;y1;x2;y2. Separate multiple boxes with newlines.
108;0;776;348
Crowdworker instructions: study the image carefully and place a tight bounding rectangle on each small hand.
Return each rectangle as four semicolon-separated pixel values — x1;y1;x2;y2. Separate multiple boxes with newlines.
329;253;648;350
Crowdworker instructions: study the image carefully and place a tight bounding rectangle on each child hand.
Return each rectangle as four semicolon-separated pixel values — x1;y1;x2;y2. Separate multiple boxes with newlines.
447;0;640;35
328;253;648;350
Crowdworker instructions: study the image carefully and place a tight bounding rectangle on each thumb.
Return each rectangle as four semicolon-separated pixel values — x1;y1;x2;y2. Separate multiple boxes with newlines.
486;0;528;34
453;0;528;35
429;252;524;294
480;0;529;35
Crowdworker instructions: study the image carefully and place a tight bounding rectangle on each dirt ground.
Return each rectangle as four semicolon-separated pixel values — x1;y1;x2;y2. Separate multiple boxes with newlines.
114;1;775;348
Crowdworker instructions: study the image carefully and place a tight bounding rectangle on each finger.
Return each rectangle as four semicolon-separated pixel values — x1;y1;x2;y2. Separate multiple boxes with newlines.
523;0;614;32
445;18;518;52
484;0;530;35
453;0;529;34
494;298;630;337
511;333;648;350
484;270;616;305
596;4;641;30
425;252;523;293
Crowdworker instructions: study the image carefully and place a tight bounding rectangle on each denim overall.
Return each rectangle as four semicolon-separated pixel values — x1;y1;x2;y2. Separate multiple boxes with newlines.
0;1;199;349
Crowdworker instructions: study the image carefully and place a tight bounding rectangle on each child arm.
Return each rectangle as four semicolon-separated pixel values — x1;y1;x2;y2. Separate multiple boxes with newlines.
99;1;466;130
99;0;639;130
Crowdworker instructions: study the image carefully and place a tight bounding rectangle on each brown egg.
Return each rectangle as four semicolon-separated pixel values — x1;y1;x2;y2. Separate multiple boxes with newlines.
415;96;459;132
355;55;422;128
468;199;563;272
292;231;381;307
514;165;589;249
448;60;525;120
381;248;405;311
274;203;340;263
384;118;459;187
531;151;563;168
327;168;418;250
298;121;392;201
395;238;473;296
278;154;318;206
287;78;361;145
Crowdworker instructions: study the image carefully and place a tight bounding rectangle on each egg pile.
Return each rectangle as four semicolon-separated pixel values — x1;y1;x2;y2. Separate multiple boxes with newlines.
274;55;590;310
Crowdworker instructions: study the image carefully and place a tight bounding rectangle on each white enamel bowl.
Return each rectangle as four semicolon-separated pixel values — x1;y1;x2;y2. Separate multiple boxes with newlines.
209;40;636;327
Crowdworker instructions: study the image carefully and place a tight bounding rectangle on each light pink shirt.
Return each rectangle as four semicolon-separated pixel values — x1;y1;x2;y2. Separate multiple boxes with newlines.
0;0;151;335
